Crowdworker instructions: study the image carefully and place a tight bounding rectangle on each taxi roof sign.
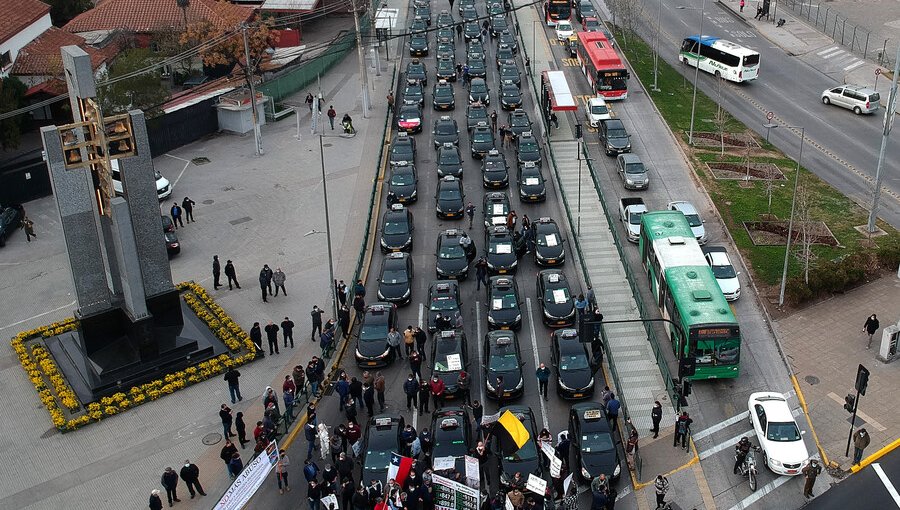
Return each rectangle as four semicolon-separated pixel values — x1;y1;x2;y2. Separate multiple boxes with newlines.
491;225;509;234
548;273;561;283
440;418;459;429
391;203;405;211
496;336;512;346
495;278;512;286
440;330;455;339
539;217;552;223
560;329;579;339
445;228;459;235
375;417;393;426
584;409;603;420
443;142;454;148
487;149;500;155
522;131;533;137
388;252;405;259
436;283;451;291
440;115;451;120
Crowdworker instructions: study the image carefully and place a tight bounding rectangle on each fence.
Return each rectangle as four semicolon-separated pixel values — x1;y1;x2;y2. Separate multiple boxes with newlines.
146;97;220;158
780;0;894;66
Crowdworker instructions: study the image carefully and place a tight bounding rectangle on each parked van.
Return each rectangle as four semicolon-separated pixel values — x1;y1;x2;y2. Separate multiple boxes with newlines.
821;85;880;115
111;160;172;200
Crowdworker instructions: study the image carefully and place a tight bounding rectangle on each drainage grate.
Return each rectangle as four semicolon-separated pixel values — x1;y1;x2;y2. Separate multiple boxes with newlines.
192;157;211;165
229;217;252;225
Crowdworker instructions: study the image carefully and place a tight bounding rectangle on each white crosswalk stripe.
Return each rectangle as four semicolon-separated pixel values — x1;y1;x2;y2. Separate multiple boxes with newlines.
698;430;755;460
820;48;845;59
817;45;840;56
844;60;865;71
692;411;750;441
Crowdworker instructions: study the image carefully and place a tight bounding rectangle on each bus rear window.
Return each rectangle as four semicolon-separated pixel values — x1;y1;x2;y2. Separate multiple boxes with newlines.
743;54;760;67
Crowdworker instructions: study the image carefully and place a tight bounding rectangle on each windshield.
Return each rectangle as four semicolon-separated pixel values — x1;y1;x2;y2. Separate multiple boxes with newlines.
474;132;493;143
391;171;414;185
360;321;387;341
363;448;390;471
684;214;702;227
581;431;615;453
471;83;487;93
511;117;527;127
489;352;518;371
490;291;517;310
544;286;570;304
383;220;408;235
439;186;461;200
439;243;465;259
625;163;644;175
434;343;461;370
628;212;643;225
391;146;413;157
711;263;737;279
435;431;468;457
382;269;408;284
505;435;536;461
436;123;456;135
489;240;513;254
408;65;424;75
766;422;801;442
440;151;461;165
469;109;487;120
401;109;420;120
404;86;421;96
743;54;760;67
520;140;537;152
502;88;519;98
559;353;590;371
591;105;608;115
608;129;627;138
431;297;458;311
695;337;740;366
536;231;559;247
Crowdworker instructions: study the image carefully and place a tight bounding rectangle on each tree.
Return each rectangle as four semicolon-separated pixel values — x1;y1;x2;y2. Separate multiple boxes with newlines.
180;14;276;84
794;178;815;284
712;76;731;156
97;49;170;117
0;77;28;150
45;0;93;27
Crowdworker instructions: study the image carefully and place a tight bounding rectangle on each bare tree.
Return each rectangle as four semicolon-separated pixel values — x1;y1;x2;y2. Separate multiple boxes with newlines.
607;0;643;48
712;76;730;156
764;165;777;215
794;179;815;284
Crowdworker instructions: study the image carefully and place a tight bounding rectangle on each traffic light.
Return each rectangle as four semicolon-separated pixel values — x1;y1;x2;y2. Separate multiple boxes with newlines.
678;356;696;378
575;123;583;140
855;364;870;396
844;394;856;413
682;379;692;398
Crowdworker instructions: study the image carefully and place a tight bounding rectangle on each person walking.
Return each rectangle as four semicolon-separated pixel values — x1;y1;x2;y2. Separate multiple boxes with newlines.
654;475;669;509
475;257;488;290
181;197;195;223
490;110;498;132
457;371;471;404
802;459;822;498
170;202;183;228
863;314;880;349
403;373;418;411
179;460;206;498
223;367;242;404
21;216;36;242
739;0;745;11
606;394;620;431
415;326;427;354
265;321;280;355
375;371;387;411
387;327;403;360
506;210;517;230
281;316;295;348
651;401;663;438
220;404;235;438
276;450;291;494
853;427;871;465
212;255;222;289
304;421;318;460
674;411;692;449
550;112;559;129
409;349;423;381
469;400;483;434
327;106;337;129
161;467;181;506
625;424;639;470
418;379;431;415
535;363;550;401
306;93;314;111
235;412;248;448
149;489;163;510
465;202;476;229
273;268;287;296
225;260;240;289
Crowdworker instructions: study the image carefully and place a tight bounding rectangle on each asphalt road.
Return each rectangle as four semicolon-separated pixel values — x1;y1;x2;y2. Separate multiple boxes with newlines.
807;449;900;509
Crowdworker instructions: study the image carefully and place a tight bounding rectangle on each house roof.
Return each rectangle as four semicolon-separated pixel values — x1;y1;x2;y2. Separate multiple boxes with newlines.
0;0;50;45
64;0;255;34
11;27;115;76
25;78;68;98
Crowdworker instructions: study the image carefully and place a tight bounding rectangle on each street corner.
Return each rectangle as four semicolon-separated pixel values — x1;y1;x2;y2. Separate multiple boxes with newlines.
633;429;699;487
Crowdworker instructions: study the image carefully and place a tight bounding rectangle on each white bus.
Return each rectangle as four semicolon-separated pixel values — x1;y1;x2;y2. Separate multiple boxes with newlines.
679;35;760;83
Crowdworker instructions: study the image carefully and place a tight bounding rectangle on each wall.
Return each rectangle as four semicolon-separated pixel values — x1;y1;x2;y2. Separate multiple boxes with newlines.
0;13;52;78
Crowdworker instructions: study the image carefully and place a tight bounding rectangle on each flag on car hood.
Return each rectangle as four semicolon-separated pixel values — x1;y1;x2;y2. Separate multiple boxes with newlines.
387;452;413;486
496;410;530;456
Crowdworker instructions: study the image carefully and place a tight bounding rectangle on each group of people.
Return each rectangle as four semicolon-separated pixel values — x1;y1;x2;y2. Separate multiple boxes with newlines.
257;264;287;302
149;462;206;509
168;197;196;228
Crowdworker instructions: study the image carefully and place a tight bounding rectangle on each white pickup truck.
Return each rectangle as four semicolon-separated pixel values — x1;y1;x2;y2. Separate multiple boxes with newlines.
619;197;647;243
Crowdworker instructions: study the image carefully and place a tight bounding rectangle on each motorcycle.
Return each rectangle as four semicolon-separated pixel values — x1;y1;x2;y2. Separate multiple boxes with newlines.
736;445;762;491
341;119;355;134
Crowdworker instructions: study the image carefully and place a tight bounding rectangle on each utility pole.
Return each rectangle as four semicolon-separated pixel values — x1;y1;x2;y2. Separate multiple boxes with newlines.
351;0;371;118
778;127;805;307
866;43;899;233
687;0;706;145
652;0;662;92
242;23;263;156
319;135;338;318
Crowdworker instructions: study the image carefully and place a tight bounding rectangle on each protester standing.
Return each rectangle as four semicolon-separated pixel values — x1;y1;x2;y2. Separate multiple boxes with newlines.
170;202;183;228
802;459;822;498
853;428;871;465
224;260;240;289
327;106;337;129
388;327;403;360
223;367;242;404
161;467;181;506
273;268;287;296
654;475;669;509
265;321;280;355
651;401;663;438
212;255;221;289
535;363;550;401
181;197;195;222
404;374;419;411
280;316;295;348
220;404;235;438
311;306;324;341
179;460;206;498
375;372;387;411
276;450;291;494
235;412;248;448
149;489;163;510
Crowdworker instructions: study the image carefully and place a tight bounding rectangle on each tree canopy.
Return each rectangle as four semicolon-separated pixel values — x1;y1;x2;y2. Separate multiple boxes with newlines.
0;77;28;150
97;49;170;117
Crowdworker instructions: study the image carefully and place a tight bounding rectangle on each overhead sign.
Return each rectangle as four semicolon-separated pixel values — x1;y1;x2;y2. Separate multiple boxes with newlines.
214;440;279;510
433;473;480;510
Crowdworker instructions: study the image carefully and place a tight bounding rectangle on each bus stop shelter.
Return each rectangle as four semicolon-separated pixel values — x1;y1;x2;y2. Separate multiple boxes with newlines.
375;8;399;60
540;70;578;127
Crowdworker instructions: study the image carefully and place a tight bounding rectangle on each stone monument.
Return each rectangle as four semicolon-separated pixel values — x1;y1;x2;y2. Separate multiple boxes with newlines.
39;46;221;402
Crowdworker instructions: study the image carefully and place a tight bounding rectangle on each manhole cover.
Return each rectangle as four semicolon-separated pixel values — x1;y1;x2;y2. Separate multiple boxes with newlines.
229;216;252;226
202;199;214;205
192;157;211;165
202;433;223;445
323;143;334;148
804;375;820;385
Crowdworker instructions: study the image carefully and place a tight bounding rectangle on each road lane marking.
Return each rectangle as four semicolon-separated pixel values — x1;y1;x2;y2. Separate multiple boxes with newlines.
816;45;839;56
525;297;549;430
692;411;750;441
412;303;425;431
476;300;486;405
843;60;865;72
827;392;887;431
820;48;845;59
726;467;796;510
698;429;755;460
873;463;900;507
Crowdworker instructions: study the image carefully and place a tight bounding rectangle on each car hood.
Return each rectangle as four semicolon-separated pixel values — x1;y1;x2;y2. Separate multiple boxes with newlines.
434;370;461;392
489;307;520;324
520;181;545;195
716;276;740;295
581;449;619;480
487;252;517;268
382;232;411;247
358;336;390;356
378;281;409;300
438;198;464;211
500;456;541;483
437;257;468;274
543;300;574;319
389;183;415;196
607;136;629;148
488;367;523;391
764;438;810;466
560;368;593;390
536;244;564;259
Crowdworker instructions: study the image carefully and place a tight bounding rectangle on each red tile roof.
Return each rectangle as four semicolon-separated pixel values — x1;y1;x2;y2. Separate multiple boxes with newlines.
11;28;115;76
0;0;50;45
64;0;255;34
25;78;68;97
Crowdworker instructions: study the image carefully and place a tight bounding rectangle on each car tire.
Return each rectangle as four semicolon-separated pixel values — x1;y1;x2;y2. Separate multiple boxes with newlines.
853;106;862;115
714;70;722;79
822;96;830;105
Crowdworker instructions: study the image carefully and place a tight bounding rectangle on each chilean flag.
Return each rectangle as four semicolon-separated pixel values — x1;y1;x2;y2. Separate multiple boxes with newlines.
387;452;413;486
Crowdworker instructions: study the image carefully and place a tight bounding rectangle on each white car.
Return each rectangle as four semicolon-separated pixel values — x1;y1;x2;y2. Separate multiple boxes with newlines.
667;201;707;244
111;160;172;200
555;21;574;41
748;392;810;476
703;246;740;301
585;96;611;127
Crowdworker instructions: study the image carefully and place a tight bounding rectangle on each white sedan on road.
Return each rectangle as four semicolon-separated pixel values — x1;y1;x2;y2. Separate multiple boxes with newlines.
748;392;810;476
555;20;574;41
703;246;740;301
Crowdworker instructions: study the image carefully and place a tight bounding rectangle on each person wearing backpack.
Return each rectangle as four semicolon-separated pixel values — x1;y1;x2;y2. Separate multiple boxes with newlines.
673;412;692;449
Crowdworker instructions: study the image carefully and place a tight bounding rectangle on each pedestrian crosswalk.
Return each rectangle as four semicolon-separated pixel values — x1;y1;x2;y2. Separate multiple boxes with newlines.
815;45;864;71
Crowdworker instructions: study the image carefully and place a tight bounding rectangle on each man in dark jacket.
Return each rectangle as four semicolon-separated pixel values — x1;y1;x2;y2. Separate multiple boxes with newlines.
161;467;180;506
219;440;237;476
219;404;235;438
281;316;295;348
311;305;324;341
249;322;262;353
863;314;880;349
181;197;196;222
212;255;221;289
264;321;280;355
224;260;240;289
223;368;242;404
259;266;271;302
170;202;183;228
336;451;354;482
338;305;351;338
403;374;419;410
179;460;206;498
349;377;364;409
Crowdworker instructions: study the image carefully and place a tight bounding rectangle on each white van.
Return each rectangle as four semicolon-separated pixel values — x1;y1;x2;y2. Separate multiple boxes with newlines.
111;160;172;200
821;85;880;115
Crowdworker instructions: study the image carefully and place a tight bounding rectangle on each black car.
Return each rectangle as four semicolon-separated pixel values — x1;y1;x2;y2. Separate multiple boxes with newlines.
599;119;632;156
495;44;515;68
387;163;418;204
507;109;531;137
409;33;429;56
380;203;414;253
516;162;546;202
435;176;465;219
461;5;478;21
464;22;482;41
432;407;473;473
481;149;509;188
414;4;432;24
516;131;541;166
576;0;598;22
489;3;506;17
0;204;24;246
470;123;495;158
433;116;460;147
570;403;621;483
165;231;180;256
466;55;487;79
490;15;509;37
499;81;523;110
436;37;455;60
483;191;510;228
431;329;469;399
437;9;454;28
498;61;521;88
402;79;425;107
397;103;423;134
533;217;565;266
483;330;525;399
362;415;405;485
436;57;457;82
485;226;525;275
468;78;490;105
377;252;414;305
389;132;417;165
435;230;471;280
411;18;428;33
427;280;462;332
498;30;518;53
355;303;399;367
496;406;542;487
551;329;595;399
432;80;456;111
406;59;427;86
466;40;485;60
486;276;522;330
537;270;575;327
436;143;464;178
466;103;489;131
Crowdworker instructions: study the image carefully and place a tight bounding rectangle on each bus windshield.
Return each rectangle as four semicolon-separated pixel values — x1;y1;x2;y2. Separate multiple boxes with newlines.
743;54;760;66
694;337;740;366
547;0;570;19
599;71;627;91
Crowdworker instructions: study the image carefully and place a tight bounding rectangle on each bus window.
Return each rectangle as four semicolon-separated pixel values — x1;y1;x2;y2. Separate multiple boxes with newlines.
681;39;698;53
743;54;760;66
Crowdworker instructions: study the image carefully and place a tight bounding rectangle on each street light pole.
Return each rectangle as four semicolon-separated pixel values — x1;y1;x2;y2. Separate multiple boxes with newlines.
242;23;263;156
319;135;339;318
687;0;706;145
351;0;371;118
778;126;805;307
652;0;662;92
866;43;900;233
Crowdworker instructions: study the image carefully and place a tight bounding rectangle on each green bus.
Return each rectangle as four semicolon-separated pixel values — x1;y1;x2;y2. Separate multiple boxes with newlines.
640;211;741;379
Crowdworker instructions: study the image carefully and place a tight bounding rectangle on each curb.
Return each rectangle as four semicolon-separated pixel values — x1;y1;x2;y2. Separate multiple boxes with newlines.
790;374;835;469
851;436;900;474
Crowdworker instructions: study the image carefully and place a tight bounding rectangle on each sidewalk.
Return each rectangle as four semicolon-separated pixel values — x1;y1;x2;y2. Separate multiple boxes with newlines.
776;275;900;471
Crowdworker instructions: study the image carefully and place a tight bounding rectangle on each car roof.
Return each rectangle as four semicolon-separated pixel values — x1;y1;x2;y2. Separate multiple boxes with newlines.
618;153;641;164
749;392;795;421
487;330;517;347
668;201;698;215
604;119;625;128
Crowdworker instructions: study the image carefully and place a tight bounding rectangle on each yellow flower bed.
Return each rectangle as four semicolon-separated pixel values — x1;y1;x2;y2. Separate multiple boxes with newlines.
11;282;257;432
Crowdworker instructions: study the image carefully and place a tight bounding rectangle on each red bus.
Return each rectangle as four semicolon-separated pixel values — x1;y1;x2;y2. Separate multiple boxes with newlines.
575;31;629;100
544;0;571;26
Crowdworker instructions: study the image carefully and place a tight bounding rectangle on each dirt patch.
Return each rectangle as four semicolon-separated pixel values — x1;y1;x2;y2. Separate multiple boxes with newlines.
690;131;760;148
743;221;840;247
707;162;785;181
